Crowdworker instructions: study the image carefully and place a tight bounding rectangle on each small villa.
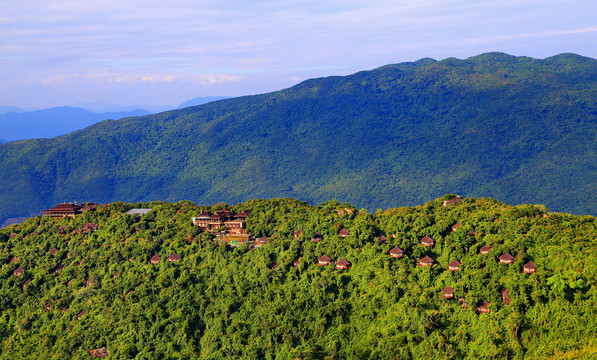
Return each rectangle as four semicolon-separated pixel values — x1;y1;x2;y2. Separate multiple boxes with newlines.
443;196;463;207
13;266;24;276
293;229;303;238
9;256;18;263
338;228;350;238
82;223;99;233
55;265;65;274
523;261;536;274
420;236;434;247
479;245;492;255
312;232;324;242
448;260;460;271
254;236;268;247
442;286;455;299
318;255;333;266
150;254;160;264
293;258;301;268
502;289;511;306
389;246;404;258
499;253;515;264
377;234;388;243
419;256;434;267
335;258;352;270
451;222;460;232
49;247;59;256
168;253;181;262
476;300;490;314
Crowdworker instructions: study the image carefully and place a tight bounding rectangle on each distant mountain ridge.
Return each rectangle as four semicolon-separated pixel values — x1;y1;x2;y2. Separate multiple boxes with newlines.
0;52;595;223
0;107;151;142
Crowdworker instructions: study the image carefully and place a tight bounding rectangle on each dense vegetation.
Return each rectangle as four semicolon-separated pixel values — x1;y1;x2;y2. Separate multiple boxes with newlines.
0;195;596;359
0;52;596;225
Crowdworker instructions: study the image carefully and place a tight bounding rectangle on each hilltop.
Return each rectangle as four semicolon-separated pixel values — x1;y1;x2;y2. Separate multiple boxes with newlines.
0;196;596;358
0;52;595;224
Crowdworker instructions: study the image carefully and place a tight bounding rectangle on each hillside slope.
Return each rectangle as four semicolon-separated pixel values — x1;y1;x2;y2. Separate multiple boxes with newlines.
0;196;595;359
0;53;595;223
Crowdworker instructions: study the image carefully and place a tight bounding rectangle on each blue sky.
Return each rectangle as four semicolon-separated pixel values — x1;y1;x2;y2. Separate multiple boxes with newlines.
1;0;595;109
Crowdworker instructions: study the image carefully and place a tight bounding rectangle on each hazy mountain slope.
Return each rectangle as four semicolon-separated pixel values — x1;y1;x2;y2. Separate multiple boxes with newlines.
0;106;150;141
0;53;595;223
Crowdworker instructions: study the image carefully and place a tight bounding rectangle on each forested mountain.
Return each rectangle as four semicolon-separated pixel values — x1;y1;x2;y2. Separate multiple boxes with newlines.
0;107;150;142
0;52;596;225
0;196;595;359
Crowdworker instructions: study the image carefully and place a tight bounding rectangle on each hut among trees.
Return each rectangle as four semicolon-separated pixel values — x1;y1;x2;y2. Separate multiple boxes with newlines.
49;247;58;256
523;261;536;274
338;228;350;238
442;286;455;299
502;289;511;306
499;253;515;264
376;234;388;243
335;258;352;270
419;256;434;267
293;229;302;238
168;253;180;262
476;300;491;313
479;245;492;255
443;196;463;207
318;255;333;266
448;260;460;271
420;236;434;247
389;246;404;258
13;266;24;276
293;258;301;268
312;232;324;242
82;223;99;233
452;222;460;231
150;254;160;265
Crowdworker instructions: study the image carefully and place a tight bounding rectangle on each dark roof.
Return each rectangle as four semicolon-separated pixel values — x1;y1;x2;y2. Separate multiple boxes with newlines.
420;235;434;245
13;266;24;275
293;258;301;267
523;261;536;269
150;254;160;262
419;256;434;265
49;247;59;255
502;289;511;306
336;258;351;267
377;234;388;242
499;253;514;261
55;265;65;273
318;254;332;262
442;286;454;294
389;246;403;255
270;261;279;269
448;260;460;267
477;300;490;308
168;253;181;261
479;245;492;253
255;236;269;244
45;203;82;212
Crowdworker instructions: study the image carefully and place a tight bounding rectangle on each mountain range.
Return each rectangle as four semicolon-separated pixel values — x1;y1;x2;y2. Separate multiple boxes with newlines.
0;52;595;224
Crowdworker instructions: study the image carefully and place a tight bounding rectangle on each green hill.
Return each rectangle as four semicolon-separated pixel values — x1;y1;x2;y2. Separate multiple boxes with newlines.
0;196;596;359
0;53;596;224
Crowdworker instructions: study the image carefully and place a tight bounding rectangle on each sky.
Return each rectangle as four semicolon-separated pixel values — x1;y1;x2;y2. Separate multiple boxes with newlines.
1;0;596;109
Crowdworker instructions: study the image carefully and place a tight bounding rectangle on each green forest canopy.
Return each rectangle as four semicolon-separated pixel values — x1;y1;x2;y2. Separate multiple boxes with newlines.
0;195;596;359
